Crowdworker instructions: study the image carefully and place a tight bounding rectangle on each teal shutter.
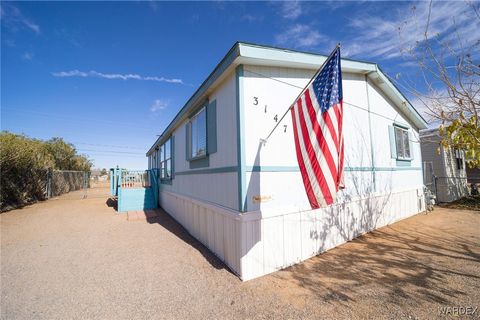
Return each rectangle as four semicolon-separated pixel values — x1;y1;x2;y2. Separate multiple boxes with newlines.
207;100;217;154
408;131;414;160
171;136;175;179
388;125;397;159
185;123;191;161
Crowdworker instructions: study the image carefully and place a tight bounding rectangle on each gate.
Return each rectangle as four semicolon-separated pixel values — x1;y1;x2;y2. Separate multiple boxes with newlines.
423;161;437;197
114;169;158;212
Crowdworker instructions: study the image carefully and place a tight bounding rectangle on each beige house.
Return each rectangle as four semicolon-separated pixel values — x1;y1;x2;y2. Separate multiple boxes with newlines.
420;129;468;202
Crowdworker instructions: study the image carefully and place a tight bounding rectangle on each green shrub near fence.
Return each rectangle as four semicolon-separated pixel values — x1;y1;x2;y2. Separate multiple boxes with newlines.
0;131;92;211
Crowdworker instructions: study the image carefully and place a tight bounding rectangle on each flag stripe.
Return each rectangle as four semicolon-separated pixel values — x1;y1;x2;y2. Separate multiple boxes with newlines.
292;103;327;207
290;109;319;209
304;90;338;177
295;98;333;205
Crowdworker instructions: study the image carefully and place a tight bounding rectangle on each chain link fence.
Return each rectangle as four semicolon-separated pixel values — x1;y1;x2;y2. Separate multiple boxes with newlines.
1;169;91;212
45;170;90;199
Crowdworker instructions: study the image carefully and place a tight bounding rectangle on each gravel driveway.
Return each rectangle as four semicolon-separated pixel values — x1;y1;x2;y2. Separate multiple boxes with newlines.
1;186;479;319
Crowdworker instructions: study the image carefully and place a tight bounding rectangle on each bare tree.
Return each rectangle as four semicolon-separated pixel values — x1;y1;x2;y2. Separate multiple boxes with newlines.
398;0;479;167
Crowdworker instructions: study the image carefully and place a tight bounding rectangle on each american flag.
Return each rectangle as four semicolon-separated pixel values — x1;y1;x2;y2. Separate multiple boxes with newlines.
290;46;344;209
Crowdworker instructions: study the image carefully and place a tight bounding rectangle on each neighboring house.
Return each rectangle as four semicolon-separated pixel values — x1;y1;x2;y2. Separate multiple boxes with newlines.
466;167;480;184
420;128;469;202
146;42;428;281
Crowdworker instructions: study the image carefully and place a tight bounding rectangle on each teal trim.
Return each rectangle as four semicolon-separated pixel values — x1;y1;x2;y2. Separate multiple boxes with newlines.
345;167;372;172
207;100;217;154
187;100;208;119
375;65;428;129
245;165;422;172
365;75;376;192
185;124;190;161
375;167;421;171
171;136;175;179
396;159;412;167
189;156;210;169
236;65;246;212
247;166;300;172
175;166;238;176
393;122;409;130
388;125;397;159
118;169;123;212
160;179;172;185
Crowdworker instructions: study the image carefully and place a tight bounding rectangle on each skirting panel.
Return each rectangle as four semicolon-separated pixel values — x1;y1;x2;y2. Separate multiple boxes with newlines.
159;191;242;276
159;187;425;281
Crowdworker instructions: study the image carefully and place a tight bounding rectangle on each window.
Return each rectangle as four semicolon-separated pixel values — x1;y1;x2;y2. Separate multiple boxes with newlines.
188;107;207;159
455;149;464;170
160;138;172;180
394;126;411;160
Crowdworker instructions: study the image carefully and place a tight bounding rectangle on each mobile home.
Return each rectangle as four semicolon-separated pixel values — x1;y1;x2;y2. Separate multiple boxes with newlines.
420;128;469;202
147;42;428;281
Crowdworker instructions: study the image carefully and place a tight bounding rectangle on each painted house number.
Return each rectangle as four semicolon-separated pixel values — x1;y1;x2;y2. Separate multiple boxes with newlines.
251;97;287;133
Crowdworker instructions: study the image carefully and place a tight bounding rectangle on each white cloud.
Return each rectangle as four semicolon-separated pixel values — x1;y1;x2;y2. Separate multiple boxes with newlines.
280;1;302;20
51;70;185;84
21;52;34;60
343;1;480;60
275;24;327;49
150;99;169;112
1;3;40;34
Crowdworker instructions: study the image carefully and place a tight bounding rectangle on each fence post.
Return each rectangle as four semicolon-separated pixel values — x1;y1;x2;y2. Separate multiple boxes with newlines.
118;169;123;212
45;168;52;199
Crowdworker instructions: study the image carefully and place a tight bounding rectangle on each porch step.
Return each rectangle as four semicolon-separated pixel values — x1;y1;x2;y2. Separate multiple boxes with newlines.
118;187;157;212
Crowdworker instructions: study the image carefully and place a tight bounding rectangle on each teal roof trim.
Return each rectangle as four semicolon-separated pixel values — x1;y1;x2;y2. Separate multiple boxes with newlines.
147;42;240;155
147;41;428;155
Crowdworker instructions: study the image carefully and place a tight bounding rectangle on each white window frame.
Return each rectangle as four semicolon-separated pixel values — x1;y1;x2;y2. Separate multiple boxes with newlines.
188;107;207;160
160;138;172;180
394;126;411;160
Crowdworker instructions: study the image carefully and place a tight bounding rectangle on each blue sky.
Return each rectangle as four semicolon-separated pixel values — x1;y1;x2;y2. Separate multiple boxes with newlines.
1;1;477;169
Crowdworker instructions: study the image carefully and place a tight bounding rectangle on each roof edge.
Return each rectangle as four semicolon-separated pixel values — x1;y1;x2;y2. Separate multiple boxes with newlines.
147;41;429;155
146;42;241;155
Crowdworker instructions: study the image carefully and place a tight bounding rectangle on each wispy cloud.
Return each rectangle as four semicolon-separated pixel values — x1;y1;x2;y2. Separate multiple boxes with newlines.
279;1;302;20
1;3;40;34
241;14;264;23
21;52;34;61
150;99;169;112
343;1;479;59
275;24;328;49
51;70;185;84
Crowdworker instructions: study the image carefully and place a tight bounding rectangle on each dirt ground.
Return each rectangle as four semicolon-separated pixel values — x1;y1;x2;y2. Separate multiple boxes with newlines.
1;184;479;319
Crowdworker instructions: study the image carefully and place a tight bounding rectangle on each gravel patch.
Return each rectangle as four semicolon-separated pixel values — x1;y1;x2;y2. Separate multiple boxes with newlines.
2;186;479;319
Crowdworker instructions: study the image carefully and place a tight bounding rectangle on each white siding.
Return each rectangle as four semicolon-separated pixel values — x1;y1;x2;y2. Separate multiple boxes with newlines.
242;65;423;214
159;71;239;210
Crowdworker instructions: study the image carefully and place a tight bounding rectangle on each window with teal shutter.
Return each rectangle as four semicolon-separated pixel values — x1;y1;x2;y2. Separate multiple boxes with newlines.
188;107;207;159
389;124;413;160
186;100;217;169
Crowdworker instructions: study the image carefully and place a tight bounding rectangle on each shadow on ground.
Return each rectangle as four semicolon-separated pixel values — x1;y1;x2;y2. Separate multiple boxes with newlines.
105;197;117;210
264;209;480;308
146;208;233;275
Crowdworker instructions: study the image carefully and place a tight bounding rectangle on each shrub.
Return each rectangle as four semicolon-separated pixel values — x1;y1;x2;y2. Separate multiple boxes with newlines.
0;131;92;211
